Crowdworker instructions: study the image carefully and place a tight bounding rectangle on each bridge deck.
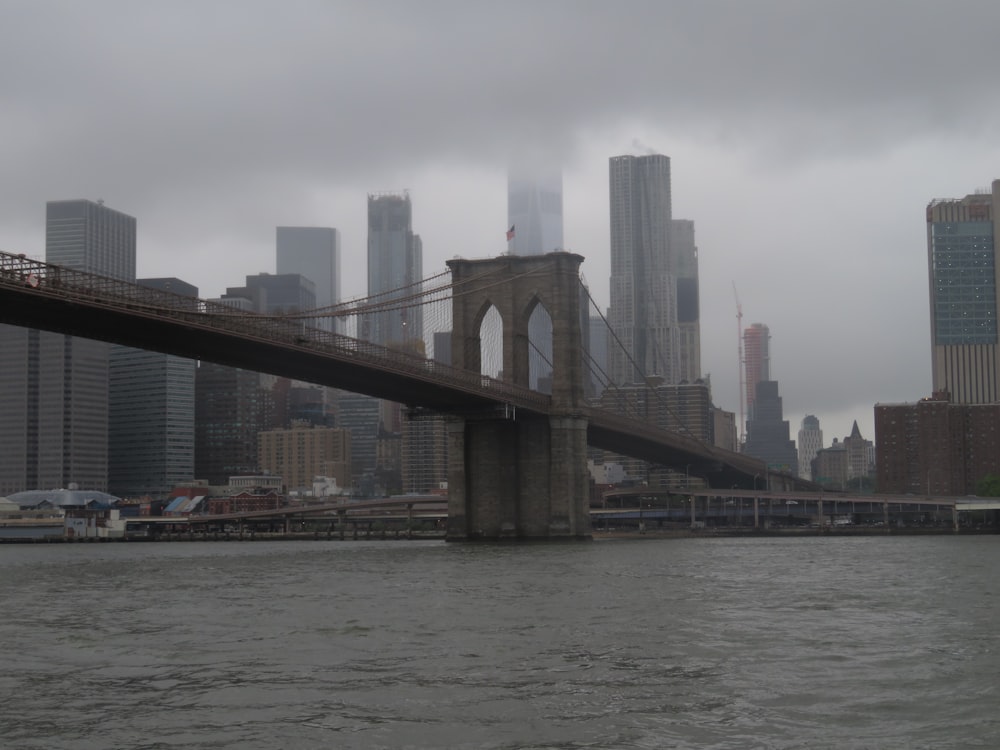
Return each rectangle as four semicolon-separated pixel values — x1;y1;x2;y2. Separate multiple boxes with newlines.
0;250;802;488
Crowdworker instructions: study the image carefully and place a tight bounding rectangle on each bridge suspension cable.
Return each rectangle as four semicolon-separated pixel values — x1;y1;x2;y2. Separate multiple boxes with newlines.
581;281;705;447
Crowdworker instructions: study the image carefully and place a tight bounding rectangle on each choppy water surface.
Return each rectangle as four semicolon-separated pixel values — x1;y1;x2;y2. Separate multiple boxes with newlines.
1;536;998;749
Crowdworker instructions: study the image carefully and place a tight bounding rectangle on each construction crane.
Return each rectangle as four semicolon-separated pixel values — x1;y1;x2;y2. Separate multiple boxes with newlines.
733;282;745;448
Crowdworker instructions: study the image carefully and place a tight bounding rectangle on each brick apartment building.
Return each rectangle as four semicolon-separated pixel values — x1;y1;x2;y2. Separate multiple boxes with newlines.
875;393;1000;495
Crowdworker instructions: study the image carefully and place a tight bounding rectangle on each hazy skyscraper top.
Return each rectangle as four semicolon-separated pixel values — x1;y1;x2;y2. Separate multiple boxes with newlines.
507;160;563;389
276;227;341;304
276;226;341;332
507;161;563;256
46;199;136;281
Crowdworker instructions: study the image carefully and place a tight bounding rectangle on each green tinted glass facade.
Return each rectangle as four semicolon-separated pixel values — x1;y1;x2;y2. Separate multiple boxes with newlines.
931;221;997;345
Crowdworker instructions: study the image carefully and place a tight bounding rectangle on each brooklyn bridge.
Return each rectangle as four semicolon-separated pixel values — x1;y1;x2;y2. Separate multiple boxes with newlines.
0;249;812;540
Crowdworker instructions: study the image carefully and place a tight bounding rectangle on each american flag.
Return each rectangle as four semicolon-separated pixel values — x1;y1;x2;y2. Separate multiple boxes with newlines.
506;224;515;241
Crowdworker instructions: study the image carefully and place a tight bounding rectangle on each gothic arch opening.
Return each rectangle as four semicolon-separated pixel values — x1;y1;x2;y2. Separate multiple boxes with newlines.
524;297;553;394
477;303;504;379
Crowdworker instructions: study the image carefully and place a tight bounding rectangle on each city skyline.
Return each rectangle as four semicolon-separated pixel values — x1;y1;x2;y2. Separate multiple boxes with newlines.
6;2;1000;443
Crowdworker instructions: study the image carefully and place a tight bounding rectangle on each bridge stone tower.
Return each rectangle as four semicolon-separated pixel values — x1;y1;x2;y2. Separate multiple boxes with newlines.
446;252;591;540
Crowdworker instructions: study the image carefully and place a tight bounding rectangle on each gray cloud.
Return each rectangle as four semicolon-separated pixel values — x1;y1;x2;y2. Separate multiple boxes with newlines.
6;1;999;182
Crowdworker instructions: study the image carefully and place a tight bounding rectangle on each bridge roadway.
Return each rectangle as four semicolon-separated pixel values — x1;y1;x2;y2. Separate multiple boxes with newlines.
0;251;791;488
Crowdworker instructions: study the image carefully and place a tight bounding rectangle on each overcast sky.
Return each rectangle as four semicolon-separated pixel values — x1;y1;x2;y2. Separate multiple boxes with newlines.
4;0;1000;445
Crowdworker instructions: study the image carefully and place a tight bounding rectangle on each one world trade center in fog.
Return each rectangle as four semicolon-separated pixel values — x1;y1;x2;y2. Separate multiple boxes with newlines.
507;163;564;257
507;161;564;391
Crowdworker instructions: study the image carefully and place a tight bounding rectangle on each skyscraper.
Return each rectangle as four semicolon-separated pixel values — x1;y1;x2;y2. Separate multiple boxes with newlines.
743;380;798;476
0;199;135;494
507;163;563;256
401;334;453;495
365;192;423;350
588;313;609;396
741;321;795;472
927;180;1000;403
109;278;197;499
608;154;678;385
797;414;823;480
508;164;564;389
195;362;271;484
336;392;381;492
46;199;136;280
743;323;770;416
672;219;701;383
0;326;112;494
276;227;341;332
191;275;318;486
231;272;317;315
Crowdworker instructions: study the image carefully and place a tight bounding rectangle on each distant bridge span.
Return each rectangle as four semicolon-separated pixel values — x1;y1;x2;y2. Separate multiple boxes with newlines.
0;251;806;495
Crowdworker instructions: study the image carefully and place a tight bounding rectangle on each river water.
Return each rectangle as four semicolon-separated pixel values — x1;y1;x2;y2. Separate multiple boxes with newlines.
1;535;998;749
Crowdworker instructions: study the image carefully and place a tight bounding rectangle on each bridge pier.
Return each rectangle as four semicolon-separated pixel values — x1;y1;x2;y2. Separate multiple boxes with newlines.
447;414;589;540
446;253;591;541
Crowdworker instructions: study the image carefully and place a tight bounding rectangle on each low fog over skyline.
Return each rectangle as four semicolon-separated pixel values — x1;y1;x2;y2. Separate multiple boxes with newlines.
5;0;1000;443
